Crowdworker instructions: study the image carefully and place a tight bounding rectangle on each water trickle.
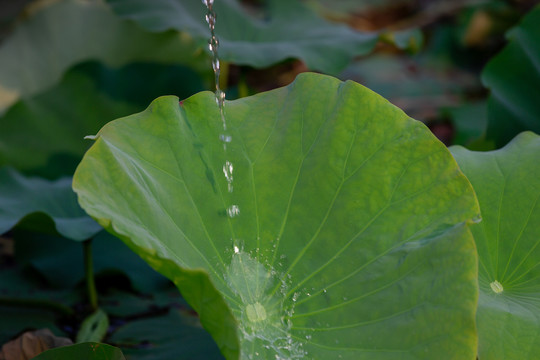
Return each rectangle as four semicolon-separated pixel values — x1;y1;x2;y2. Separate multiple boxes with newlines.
203;0;227;133
203;0;238;217
201;3;309;357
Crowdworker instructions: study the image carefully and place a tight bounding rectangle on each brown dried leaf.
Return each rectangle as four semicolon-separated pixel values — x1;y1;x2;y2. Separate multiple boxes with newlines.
0;328;72;360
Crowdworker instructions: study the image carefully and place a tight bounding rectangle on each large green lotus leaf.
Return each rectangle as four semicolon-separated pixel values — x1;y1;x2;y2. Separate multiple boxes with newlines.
0;0;208;111
451;132;540;360
106;0;377;75
0;167;101;240
481;5;540;147
74;73;480;359
33;342;126;360
0;61;204;177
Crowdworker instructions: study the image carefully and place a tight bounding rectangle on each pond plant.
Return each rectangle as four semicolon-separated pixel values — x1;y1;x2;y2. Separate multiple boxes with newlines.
0;1;539;359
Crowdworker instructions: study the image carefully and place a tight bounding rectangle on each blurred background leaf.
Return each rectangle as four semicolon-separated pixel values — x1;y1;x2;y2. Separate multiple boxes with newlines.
13;230;170;292
0;0;209;112
482;4;540;147
106;0;379;75
0;61;205;179
0;168;101;240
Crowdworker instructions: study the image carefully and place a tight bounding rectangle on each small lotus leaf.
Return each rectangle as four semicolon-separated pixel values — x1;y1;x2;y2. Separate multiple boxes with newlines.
452;132;540;359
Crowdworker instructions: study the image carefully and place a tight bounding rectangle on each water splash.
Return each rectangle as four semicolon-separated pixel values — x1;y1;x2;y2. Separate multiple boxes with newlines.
224;250;306;359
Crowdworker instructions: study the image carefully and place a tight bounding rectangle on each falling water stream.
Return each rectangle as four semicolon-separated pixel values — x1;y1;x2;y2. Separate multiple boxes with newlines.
203;0;238;218
201;2;306;358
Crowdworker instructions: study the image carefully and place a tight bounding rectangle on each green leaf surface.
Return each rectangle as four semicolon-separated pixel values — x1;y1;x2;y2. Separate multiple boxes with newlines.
106;0;377;75
0;0;208;111
451;132;540;360
0;61;204;178
74;73;480;359
481;5;540;147
0;167;101;240
110;308;224;360
33;342;126;360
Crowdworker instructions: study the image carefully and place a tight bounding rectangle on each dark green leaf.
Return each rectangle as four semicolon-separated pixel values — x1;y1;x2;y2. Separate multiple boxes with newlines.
33;342;126;360
110;308;223;360
0;61;204;178
0;167;101;240
482;5;540;147
14;230;170;292
446;101;489;148
0;267;76;344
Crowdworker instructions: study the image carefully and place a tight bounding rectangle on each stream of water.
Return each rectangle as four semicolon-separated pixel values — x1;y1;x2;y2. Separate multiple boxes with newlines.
203;0;239;217
201;4;306;357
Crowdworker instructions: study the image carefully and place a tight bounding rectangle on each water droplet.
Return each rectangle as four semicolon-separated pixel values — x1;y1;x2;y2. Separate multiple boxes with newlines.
234;245;240;254
305;335;311;340
216;89;225;102
223;161;234;192
472;215;482;224
490;280;503;294
212;58;220;72
220;134;232;143
227;205;240;217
